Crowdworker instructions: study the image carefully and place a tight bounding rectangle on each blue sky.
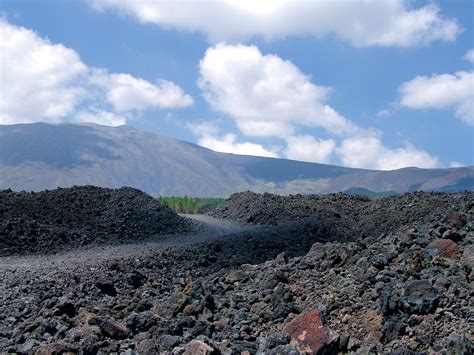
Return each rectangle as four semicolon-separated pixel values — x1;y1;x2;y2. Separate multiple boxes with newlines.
1;0;473;169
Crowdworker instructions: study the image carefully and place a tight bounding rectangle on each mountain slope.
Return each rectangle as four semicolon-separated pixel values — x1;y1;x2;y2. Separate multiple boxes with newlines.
0;123;472;196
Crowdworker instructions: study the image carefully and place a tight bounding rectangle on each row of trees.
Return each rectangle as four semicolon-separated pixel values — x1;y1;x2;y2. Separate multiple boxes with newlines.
157;196;226;214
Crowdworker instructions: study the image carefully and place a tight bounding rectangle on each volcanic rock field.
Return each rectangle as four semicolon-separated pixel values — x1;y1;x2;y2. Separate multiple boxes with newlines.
0;187;472;354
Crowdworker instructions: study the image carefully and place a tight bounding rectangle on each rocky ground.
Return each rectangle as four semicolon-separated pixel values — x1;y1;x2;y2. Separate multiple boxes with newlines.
0;189;473;354
0;186;189;256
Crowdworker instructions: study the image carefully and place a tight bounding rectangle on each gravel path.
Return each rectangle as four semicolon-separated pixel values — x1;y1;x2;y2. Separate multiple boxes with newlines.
0;214;264;271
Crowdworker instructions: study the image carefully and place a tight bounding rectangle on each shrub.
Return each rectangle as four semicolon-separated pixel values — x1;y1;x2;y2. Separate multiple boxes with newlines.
157;196;226;214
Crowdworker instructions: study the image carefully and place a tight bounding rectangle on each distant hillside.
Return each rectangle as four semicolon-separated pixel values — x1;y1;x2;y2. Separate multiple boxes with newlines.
0;123;472;196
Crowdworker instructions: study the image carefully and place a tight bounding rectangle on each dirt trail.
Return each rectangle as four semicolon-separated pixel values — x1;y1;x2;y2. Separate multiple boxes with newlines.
0;214;264;271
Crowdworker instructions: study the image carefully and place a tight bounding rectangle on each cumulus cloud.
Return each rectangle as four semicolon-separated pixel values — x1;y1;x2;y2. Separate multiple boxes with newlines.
399;71;474;126
464;49;474;64
337;136;439;170
89;0;460;47
90;71;193;113
199;133;278;158
0;19;192;125
0;19;87;124
199;43;358;137
191;42;441;169
188;122;278;157
186;121;220;138
449;161;465;168
285;135;336;164
75;110;126;127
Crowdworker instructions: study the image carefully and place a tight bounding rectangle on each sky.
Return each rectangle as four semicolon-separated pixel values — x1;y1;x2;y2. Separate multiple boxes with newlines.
0;0;473;170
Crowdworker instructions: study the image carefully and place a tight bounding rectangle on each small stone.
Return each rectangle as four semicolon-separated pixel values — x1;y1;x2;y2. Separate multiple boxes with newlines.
431;256;455;267
275;252;287;264
53;297;77;317
442;230;462;242
444;210;467;229
264;332;291;349
95;281;117;296
128;271;147;288
183;339;214;355
167;291;189;317
213;318;229;331
88;316;129;339
446;333;473;354
347;337;361;351
226;270;248;283
135;299;153;312
160;334;180;350
137;339;157;354
401;280;439;314
65;325;101;353
124;313;156;332
18;339;39;353
284;310;339;354
34;341;77;354
183;304;198;316
241;263;255;271
427;239;460;259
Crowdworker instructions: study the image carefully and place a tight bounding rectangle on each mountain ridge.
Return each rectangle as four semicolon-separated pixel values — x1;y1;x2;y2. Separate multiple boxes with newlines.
0;122;472;196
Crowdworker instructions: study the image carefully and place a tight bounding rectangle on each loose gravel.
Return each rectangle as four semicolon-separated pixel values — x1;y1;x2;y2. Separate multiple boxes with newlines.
0;189;472;354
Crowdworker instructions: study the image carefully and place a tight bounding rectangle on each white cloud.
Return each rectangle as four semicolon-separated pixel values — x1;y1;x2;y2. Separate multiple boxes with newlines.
191;42;442;169
376;109;393;118
199;43;358;137
188;122;338;163
0;19;87;124
399;71;474;126
0;19;192;126
236;120;294;138
90;71;193;113
337;136;439;170
187;121;278;158
186;121;220;138
464;49;474;64
285;135;336;164
199;132;278;158
89;0;460;47
75;110;126;127
449;161;464;168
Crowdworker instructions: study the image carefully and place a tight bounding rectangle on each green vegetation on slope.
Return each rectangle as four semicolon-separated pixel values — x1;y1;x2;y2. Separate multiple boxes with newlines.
157;196;226;214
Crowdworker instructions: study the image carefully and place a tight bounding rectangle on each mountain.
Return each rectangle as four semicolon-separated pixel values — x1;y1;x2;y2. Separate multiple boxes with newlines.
1;122;472;196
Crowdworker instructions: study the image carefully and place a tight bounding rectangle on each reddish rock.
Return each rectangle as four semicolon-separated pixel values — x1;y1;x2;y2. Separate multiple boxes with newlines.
444;210;467;229
284;310;339;354
213;317;229;330
428;239;460;259
183;304;198;316
34;341;77;354
137;339;158;354
88;316;129;339
183;340;214;355
183;282;194;295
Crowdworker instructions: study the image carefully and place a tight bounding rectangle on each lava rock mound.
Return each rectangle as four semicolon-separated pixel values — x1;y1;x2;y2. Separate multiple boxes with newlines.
0;186;189;256
211;191;473;237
